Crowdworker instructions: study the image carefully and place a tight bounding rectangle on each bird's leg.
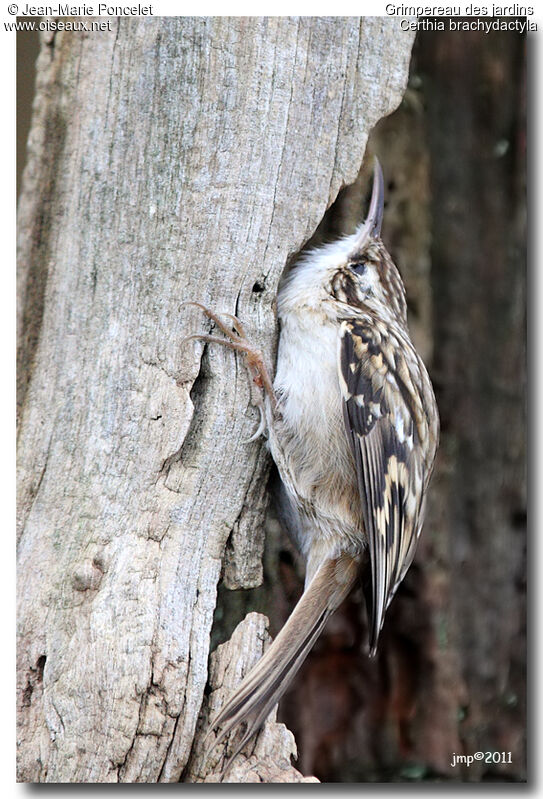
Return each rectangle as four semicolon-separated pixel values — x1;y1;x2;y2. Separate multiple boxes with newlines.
183;302;276;440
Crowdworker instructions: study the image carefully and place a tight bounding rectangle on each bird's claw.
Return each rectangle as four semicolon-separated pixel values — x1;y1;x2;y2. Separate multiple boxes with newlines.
183;302;275;440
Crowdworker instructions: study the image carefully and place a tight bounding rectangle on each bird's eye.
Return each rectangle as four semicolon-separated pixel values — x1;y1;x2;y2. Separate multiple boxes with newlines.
349;261;367;276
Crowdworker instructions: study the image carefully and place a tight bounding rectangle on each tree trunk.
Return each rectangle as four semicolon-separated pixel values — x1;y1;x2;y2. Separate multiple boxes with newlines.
17;17;415;783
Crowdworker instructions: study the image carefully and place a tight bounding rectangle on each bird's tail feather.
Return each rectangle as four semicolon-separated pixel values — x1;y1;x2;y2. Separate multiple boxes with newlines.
205;553;360;772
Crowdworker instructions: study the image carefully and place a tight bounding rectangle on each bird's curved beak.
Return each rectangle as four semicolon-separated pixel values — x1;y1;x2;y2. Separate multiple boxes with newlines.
352;157;384;251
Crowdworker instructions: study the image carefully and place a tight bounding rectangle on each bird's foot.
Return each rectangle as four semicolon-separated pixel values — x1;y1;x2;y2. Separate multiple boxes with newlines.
182;302;275;441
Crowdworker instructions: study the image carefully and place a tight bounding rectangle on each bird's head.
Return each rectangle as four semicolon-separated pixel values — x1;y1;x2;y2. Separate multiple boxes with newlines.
278;158;408;328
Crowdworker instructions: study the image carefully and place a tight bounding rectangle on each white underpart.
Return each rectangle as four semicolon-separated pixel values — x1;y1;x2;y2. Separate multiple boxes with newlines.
265;237;368;578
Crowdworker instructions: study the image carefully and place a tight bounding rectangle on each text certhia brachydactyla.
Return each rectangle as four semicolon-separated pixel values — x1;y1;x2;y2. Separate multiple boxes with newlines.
184;158;440;771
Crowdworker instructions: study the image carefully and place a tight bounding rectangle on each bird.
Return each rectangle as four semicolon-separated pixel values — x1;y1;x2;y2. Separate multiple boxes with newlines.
184;158;440;772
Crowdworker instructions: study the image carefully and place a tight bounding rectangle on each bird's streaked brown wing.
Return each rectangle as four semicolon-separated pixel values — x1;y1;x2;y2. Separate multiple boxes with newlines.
338;317;431;654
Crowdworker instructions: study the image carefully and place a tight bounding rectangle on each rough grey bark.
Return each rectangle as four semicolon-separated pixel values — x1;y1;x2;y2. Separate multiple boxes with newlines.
186;613;319;783
17;17;415;783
